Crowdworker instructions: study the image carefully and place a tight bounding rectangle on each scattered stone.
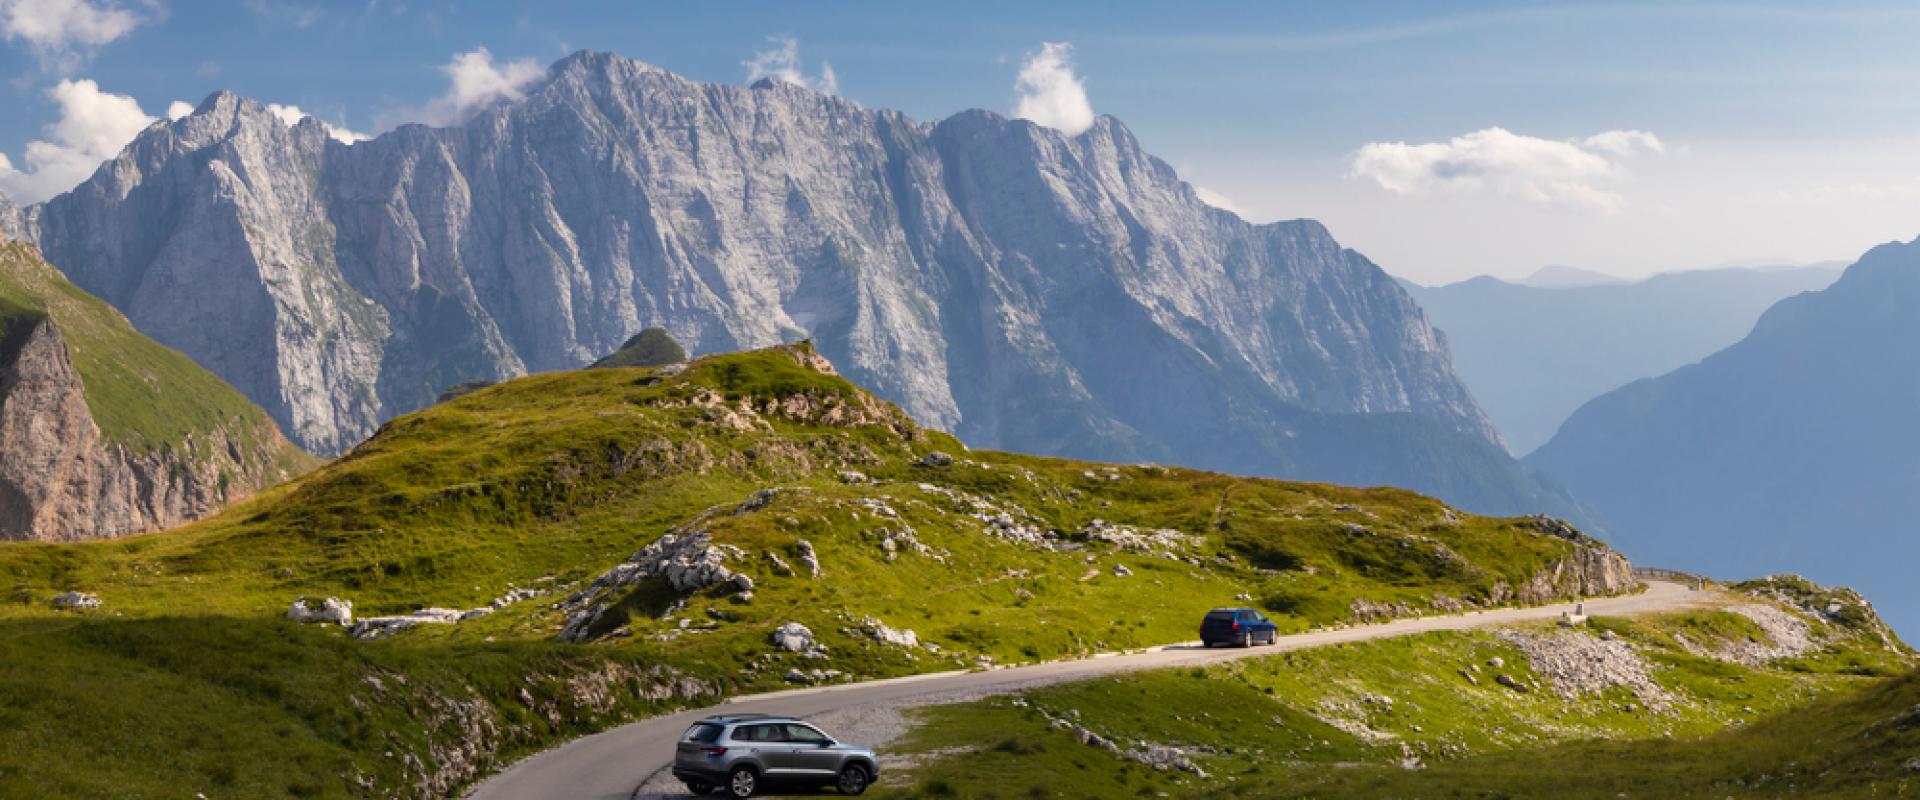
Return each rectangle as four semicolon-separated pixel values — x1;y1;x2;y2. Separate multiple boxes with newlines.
1498;630;1675;710
767;551;794;576
919;451;954;467
731;574;755;593
797;540;822;577
1350;598;1416;623
51;591;101;610
458;607;494;622
836;470;869;484
351;608;464;640
771;622;817;653
1487;656;1506;669
1112;563;1134;577
287;596;354;625
1676;604;1816;666
861;617;920;648
1494;674;1529;693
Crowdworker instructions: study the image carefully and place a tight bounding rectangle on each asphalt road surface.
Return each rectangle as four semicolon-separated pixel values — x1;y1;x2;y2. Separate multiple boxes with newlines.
467;579;1705;800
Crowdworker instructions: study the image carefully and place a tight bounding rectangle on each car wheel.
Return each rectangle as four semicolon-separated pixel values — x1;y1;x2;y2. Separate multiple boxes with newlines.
837;763;871;795
683;779;714;795
1240;631;1252;648
1265;630;1277;645
727;766;758;798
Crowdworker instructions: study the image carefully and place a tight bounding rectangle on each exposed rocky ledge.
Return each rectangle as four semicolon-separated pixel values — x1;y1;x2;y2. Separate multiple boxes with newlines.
0;316;303;540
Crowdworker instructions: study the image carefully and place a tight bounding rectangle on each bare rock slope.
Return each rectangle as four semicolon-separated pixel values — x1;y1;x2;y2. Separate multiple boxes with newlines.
19;51;1574;517
0;242;312;540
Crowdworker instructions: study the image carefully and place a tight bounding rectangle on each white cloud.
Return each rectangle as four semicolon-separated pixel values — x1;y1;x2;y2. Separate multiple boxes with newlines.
1349;127;1665;214
0;78;154;202
1581;129;1665;157
405;47;544;126
1012;41;1094;136
264;102;369;144
1192;185;1242;215
742;35;837;94
0;0;145;71
165;99;192;120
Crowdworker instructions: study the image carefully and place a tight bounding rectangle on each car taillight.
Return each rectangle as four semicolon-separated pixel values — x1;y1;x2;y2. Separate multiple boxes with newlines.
1231;621;1240;631
703;747;728;756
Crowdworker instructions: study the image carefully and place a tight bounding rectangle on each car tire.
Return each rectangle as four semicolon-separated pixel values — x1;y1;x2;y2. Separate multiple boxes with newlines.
726;766;758;798
1240;631;1252;648
683;779;714;795
837;763;871;795
1265;630;1277;645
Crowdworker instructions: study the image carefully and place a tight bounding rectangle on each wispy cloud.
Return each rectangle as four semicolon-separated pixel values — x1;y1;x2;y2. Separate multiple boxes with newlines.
1012;41;1094;136
742;35;837;94
385;47;545;128
0;0;148;72
0;79;177;202
1349;127;1665;215
265;102;369;144
1192;185;1242;215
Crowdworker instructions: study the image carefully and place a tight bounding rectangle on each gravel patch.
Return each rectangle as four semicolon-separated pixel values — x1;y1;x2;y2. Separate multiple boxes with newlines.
1497;629;1676;711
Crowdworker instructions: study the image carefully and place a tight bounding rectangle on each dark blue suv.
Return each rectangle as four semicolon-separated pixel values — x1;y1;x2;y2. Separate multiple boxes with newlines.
1200;607;1278;647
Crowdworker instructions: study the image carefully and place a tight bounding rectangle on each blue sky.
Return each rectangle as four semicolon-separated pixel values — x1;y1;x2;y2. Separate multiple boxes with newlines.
5;1;1920;282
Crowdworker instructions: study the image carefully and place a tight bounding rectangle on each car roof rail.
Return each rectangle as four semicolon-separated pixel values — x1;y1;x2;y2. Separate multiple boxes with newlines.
703;712;782;722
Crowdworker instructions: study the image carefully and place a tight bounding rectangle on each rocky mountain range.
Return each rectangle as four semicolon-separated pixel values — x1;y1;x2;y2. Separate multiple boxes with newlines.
0;192;22;242
1404;264;1842;453
0;242;311;540
11;50;1575;517
1528;236;1920;633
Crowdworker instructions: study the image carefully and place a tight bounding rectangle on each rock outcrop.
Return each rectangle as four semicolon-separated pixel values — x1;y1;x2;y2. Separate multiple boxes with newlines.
17;51;1577;519
0;192;24;242
0;243;312;540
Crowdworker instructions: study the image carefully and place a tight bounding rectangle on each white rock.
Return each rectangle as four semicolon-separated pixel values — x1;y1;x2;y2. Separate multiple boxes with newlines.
287;596;354;625
771;622;817;653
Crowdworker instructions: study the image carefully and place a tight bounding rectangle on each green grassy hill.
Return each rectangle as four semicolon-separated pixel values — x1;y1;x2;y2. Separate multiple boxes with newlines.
0;242;315;540
0;342;1636;798
0;242;306;462
874;575;1913;799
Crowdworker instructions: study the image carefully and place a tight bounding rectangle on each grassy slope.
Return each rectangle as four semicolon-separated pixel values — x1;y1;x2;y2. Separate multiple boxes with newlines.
875;601;1915;799
0;241;310;472
0;344;1622;798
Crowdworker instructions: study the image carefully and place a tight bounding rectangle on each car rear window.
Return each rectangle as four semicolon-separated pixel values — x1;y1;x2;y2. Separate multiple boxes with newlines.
683;723;724;743
1204;610;1236;622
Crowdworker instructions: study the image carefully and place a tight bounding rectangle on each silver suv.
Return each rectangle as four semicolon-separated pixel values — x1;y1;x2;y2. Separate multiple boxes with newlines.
672;714;879;797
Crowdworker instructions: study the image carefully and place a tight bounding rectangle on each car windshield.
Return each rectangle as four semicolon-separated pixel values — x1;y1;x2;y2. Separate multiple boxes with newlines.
683;723;724;743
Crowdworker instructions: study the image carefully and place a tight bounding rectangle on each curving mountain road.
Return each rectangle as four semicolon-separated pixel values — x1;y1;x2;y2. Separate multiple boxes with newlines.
468;580;1706;800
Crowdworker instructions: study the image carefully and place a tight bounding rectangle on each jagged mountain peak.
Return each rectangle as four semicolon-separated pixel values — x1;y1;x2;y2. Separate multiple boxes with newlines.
21;49;1571;518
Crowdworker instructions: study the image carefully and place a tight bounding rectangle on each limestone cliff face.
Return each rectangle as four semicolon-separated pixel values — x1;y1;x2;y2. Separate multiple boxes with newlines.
0;193;24;242
22;51;1577;516
0;242;312;541
0;316;299;539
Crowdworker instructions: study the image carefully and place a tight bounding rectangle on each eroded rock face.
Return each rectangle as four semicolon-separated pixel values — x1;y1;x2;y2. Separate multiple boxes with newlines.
18;52;1572;519
0;317;298;540
1516;545;1638;603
